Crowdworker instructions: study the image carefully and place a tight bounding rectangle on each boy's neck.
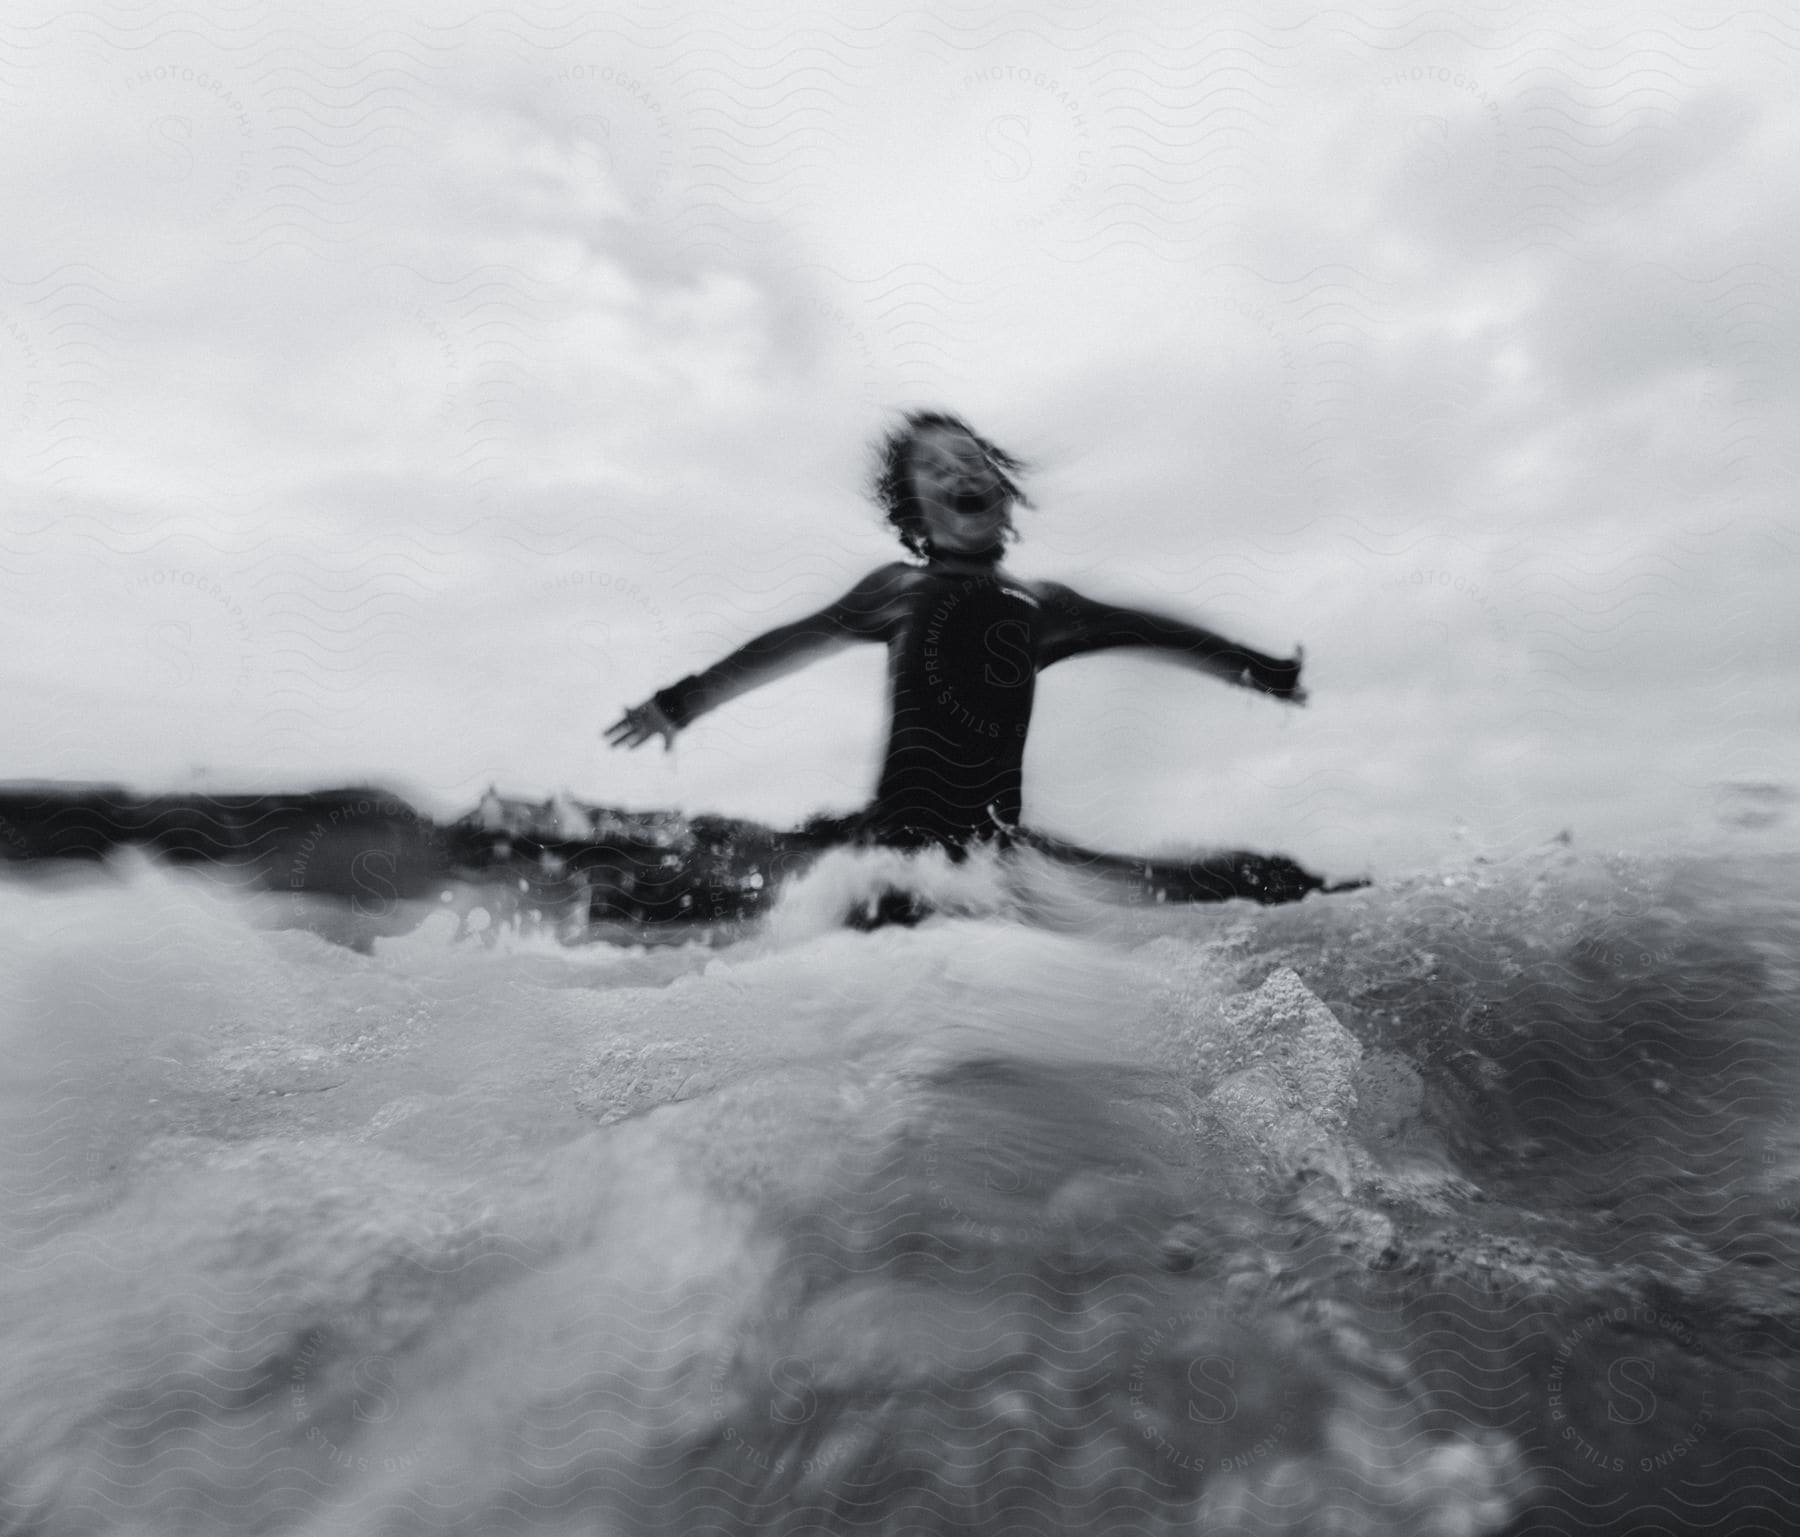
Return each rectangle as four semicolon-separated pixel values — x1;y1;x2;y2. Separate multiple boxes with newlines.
924;546;1005;576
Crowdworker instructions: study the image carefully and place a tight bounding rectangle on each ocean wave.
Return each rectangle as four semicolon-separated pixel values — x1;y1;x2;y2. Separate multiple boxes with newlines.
1;845;1796;1533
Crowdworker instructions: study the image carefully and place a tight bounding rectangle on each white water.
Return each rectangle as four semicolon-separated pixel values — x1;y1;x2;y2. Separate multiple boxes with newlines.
3;846;1797;1534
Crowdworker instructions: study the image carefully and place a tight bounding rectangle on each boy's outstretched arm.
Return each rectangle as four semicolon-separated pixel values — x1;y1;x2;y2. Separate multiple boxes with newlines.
605;564;913;751
1035;582;1307;703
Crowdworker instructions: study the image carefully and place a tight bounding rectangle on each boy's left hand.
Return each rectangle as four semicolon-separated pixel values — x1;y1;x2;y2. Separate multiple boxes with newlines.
1285;645;1308;705
1248;645;1307;704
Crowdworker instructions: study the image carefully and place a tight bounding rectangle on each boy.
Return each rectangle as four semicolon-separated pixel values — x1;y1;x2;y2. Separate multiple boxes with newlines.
607;411;1305;858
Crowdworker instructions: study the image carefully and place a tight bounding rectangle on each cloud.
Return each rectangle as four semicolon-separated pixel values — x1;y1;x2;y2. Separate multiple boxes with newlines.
3;2;1793;868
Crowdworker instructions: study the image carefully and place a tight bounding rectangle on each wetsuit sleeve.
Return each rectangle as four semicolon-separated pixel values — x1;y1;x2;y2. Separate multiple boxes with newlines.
651;564;911;728
1034;582;1304;700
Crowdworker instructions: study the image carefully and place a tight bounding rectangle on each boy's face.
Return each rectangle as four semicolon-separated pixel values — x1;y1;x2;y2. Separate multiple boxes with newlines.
910;426;1011;556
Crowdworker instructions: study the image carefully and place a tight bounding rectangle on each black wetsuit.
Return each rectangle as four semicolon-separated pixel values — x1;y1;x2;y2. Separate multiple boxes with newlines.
651;559;1302;854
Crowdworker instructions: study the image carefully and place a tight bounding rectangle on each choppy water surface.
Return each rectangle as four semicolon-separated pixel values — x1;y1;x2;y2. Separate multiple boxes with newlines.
2;844;1798;1535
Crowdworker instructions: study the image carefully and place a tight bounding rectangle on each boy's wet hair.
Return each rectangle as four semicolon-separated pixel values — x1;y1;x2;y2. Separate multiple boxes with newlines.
870;410;1032;559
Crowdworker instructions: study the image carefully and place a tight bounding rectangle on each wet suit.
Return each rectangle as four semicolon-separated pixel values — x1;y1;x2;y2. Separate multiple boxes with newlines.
650;560;1302;859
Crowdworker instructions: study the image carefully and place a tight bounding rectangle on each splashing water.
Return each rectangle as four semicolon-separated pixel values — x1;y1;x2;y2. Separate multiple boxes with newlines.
2;844;1797;1534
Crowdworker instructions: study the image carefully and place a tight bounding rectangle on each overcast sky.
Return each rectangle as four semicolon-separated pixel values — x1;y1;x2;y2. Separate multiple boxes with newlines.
3;1;1795;872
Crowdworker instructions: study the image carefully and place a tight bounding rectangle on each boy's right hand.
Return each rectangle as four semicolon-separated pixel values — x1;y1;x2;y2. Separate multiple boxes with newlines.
605;700;678;751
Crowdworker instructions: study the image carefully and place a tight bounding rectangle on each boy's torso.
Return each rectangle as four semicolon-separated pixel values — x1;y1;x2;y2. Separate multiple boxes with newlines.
866;564;1044;847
